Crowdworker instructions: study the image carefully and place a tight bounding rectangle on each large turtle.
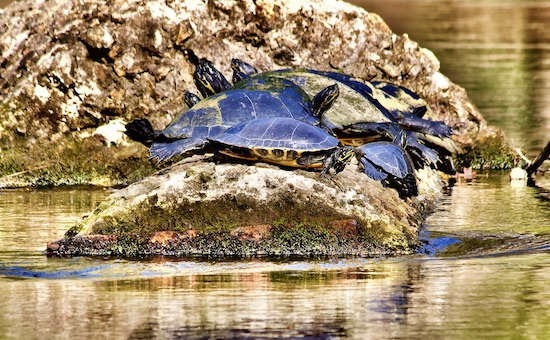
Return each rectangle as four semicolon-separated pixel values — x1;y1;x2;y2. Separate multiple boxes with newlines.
231;59;452;138
208;117;340;169
125;76;339;162
209;116;417;198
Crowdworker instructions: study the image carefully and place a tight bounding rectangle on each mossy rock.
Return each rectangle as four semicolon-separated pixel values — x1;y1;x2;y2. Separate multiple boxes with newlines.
47;161;443;257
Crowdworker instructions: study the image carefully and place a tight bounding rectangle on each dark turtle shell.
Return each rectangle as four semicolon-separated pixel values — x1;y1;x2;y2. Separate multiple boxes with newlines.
149;87;321;161
228;60;452;139
355;142;418;197
273;69;452;138
208;117;340;168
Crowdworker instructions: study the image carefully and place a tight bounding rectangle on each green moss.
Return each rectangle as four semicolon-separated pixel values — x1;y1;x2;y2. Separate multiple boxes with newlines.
0;134;156;188
50;215;417;258
456;130;517;170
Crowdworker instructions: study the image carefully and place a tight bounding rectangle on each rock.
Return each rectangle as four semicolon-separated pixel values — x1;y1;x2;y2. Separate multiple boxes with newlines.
0;0;515;187
0;0;514;256
47;160;444;257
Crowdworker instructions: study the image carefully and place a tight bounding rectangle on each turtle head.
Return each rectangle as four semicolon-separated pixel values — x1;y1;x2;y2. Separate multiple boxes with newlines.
322;146;355;174
184;91;201;109
231;59;258;76
311;83;339;119
193;59;231;97
232;70;249;84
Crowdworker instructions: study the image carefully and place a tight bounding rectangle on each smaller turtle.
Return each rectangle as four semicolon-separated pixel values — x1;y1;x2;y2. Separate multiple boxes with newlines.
369;81;453;137
324;135;418;198
208;117;341;168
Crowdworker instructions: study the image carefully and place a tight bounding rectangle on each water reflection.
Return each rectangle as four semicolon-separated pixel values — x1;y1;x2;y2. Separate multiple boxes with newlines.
353;0;550;154
2;253;550;339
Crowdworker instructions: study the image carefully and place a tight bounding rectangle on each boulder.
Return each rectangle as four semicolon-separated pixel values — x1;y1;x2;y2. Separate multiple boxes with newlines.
0;0;514;256
47;159;443;257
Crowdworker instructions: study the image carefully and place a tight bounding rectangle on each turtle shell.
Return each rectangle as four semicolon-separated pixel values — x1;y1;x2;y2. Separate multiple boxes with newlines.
242;69;451;138
357;142;414;178
369;81;432;118
257;69;396;128
356;141;418;197
150;85;320;161
304;71;452;137
209;117;340;168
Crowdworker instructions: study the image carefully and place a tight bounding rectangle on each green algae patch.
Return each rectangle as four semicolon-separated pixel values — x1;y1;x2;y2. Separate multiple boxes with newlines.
455;129;518;170
0;134;156;188
48;219;418;258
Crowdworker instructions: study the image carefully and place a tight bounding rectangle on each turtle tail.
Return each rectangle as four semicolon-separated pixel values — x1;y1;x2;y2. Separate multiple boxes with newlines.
124;119;158;147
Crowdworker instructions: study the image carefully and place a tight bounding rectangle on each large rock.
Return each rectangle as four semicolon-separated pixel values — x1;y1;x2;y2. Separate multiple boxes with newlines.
47;159;442;257
0;0;514;256
0;0;514;188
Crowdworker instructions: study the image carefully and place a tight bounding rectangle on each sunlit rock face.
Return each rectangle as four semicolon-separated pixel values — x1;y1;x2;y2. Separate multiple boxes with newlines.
1;0;486;150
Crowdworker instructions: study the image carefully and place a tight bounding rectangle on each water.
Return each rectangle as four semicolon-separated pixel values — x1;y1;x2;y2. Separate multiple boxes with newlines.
1;0;550;339
0;175;549;339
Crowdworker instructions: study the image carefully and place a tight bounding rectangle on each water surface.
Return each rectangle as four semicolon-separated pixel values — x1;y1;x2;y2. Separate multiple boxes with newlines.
1;175;550;339
1;0;550;339
355;0;550;155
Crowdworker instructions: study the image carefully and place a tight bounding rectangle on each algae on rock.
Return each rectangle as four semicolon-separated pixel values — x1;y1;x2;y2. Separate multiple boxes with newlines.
48;161;443;257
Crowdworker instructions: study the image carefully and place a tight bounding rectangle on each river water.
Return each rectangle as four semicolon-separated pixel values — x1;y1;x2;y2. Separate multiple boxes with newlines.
1;176;549;339
1;0;550;339
356;0;550;155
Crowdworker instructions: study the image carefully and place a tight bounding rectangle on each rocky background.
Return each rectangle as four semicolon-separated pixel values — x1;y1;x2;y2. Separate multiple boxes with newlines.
0;0;515;188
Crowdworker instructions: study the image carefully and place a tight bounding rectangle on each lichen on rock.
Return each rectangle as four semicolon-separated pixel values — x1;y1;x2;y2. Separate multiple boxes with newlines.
49;160;442;257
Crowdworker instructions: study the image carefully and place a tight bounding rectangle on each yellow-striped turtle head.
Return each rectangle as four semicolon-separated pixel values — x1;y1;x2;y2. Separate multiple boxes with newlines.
193;59;232;98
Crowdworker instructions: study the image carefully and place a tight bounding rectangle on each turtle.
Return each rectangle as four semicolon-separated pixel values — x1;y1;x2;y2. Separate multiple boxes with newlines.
228;59;457;173
208;117;341;168
229;61;404;145
231;59;452;138
125;78;340;162
324;136;418;198
209;116;417;197
367;80;453;137
231;58;258;84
